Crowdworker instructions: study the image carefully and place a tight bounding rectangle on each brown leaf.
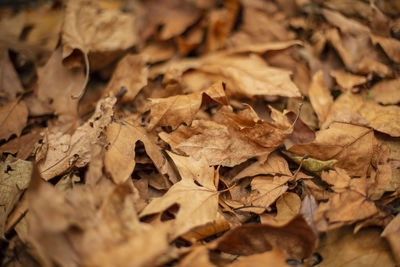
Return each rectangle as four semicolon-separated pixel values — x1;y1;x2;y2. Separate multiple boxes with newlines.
0;156;32;236
315;169;378;231
382;214;400;264
324;92;400;137
213;215;317;261
62;0;139;57
317;226;396;267
148;82;228;130
140;152;225;240
0;127;42;160
0;97;28;141
370;34;400;63
160;106;291;167
369;78;400;105
103;54;148;102
330;69;367;90
227;249;291;267
289;122;374;176
178;246;215;267
260;192;302;226
308;70;333;125
151;52;301;98
0;48;24;105
36;97;116;180
36;48;85;117
104;120;174;184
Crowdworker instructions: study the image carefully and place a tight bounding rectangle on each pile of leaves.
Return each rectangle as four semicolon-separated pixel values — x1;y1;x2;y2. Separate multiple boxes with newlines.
1;0;400;266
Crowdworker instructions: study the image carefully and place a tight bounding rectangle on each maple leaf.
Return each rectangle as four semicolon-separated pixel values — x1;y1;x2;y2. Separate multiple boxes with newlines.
140;152;225;240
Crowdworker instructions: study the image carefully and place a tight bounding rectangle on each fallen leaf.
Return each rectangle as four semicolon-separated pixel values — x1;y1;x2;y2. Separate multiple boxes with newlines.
0;156;32;236
160;105;292;167
0;127;42;160
0;97;28;141
178;246;215;267
228;249;291;267
369;78;400;105
290;122;374;176
308;70;333;126
260;192;302;226
330;69;367;91
317;226;396;266
140;152;224;240
36;96;116;180
0;48;24;105
370;34;400;63
104;119;174;184
381;213;400;264
324;92;400;137
62;0;139;57
36;48;85;117
148;82;228;130
213;215;317;261
103;54;148;102
315;169;378;231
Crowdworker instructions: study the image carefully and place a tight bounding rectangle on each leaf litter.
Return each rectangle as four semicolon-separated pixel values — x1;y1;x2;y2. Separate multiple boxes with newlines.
0;0;399;266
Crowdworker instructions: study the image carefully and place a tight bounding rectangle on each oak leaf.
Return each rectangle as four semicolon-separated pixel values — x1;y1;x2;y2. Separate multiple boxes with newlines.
140;152;224;240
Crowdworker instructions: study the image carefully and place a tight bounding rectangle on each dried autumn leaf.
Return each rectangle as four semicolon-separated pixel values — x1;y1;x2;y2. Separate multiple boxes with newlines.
381;213;400;264
227;249;291;267
36;97;116;180
0;128;42;160
36;48;85;117
148;82;228;130
178;246;215;267
140;152;224;240
62;0;139;57
315;169;378;231
0;156;32;236
151;52;301;98
103;54;148;102
324;92;400;137
260;192;302;226
369;78;400;105
213;215;317;261
289;122;374;176
370;34;400;63
160;106;292;167
317;226;396;267
104;120;174;184
330;69;367;91
0;97;28;141
308;70;333;125
0;48;24;105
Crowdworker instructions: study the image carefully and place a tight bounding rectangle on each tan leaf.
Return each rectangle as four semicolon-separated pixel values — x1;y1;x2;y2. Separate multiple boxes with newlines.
148;82;228;130
317;226;396;267
228;249;291;267
324;92;400;137
178;246;215;267
0;98;28;141
104;120;173;184
330;69;367;90
213;215;317;261
370;34;400;63
308;70;333;125
36;97;116;180
160;106;291;167
369;78;400;105
0;156;32;236
140;152;223;240
36;48;85;117
103;54;148;102
151;53;301;98
62;0;138;57
260;192;302;226
0;127;42;160
0;48;24;105
382;214;400;264
289;122;374;176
